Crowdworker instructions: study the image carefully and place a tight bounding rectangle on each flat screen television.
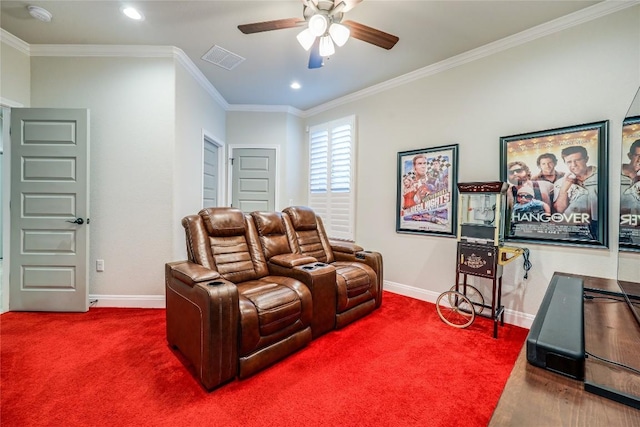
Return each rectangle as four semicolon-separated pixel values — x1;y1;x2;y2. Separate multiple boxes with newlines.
583;280;640;409
619;281;640;327
592;86;640;408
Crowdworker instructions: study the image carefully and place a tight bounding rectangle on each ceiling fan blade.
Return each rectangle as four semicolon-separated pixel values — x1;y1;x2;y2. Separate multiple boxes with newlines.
342;20;399;50
341;0;363;13
330;1;346;16
303;0;319;14
238;18;306;34
308;39;323;69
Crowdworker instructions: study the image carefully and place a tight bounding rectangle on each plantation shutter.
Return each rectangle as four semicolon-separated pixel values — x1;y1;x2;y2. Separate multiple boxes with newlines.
308;115;356;240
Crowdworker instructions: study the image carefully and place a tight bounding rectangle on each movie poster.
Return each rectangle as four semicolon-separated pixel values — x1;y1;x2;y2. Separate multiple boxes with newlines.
396;144;458;237
500;121;608;247
621;116;640;250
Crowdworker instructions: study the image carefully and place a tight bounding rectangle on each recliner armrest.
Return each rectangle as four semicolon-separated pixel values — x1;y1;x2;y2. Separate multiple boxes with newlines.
330;249;385;309
267;261;337;338
329;239;364;254
167;260;221;287
165;261;239;391
270;254;317;268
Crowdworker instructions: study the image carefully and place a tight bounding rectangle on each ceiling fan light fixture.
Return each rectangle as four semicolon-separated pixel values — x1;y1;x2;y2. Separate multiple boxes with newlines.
121;6;144;21
328;23;350;47
319;35;335;57
308;14;328;37
296;29;316;51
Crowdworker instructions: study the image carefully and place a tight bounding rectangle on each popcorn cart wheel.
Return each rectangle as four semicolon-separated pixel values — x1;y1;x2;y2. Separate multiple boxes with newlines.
435;290;475;328
448;284;485;315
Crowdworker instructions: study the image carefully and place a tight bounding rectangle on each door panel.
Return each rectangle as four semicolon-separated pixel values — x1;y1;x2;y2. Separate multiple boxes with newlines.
203;140;218;208
10;108;89;312
232;148;275;212
23;194;76;216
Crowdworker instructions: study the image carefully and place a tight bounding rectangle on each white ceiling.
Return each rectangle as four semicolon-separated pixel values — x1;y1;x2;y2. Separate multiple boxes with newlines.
1;0;608;111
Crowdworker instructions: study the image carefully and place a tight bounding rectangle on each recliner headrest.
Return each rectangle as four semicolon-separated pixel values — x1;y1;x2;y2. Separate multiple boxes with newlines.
199;207;246;237
283;206;317;231
251;211;286;236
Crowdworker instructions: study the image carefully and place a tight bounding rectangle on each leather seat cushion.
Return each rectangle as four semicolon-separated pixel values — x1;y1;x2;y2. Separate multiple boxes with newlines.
334;262;376;312
238;281;303;337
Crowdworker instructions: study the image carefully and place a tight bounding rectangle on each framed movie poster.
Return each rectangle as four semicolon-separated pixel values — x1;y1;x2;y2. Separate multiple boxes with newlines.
621;116;640;251
500;120;609;247
396;144;458;236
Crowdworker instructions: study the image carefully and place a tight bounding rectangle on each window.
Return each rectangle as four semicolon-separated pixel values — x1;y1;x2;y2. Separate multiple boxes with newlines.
308;115;356;240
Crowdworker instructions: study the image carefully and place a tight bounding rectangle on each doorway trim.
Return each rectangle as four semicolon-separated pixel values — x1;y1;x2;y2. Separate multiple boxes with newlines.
201;128;226;208
228;144;280;211
1;98;24;313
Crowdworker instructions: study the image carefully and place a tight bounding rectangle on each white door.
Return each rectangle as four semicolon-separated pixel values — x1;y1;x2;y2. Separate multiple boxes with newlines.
10;108;90;312
231;148;276;212
203;139;218;208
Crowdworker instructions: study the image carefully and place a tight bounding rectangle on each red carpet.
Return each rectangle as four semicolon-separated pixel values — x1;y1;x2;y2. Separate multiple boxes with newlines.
1;291;527;426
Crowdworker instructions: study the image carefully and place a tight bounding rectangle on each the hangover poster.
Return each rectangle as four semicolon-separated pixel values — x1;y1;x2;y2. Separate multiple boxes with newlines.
396;144;458;236
500;121;608;247
621;116;640;250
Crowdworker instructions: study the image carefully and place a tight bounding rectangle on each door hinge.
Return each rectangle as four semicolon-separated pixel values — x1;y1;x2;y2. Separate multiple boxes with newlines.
229;157;234;165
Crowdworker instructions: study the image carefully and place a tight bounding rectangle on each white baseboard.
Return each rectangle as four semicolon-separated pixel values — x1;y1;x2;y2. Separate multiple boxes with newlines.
89;294;165;309
89;282;536;329
384;280;534;329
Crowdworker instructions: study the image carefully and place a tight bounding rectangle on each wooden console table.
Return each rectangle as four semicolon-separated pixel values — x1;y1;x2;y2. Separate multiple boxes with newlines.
489;273;640;426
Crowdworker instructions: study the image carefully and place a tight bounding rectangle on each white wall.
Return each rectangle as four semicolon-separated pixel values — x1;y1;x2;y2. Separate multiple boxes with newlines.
1;45;229;307
173;59;227;259
226;110;306;209
285;113;306;207
304;7;640;323
0;31;30;107
1;34;29;313
30;56;176;303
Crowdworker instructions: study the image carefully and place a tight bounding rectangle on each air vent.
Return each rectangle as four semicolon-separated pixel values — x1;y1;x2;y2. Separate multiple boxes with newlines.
201;45;245;70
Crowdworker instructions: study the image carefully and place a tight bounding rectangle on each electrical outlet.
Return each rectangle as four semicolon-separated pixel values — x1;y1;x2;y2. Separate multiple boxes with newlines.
96;259;105;272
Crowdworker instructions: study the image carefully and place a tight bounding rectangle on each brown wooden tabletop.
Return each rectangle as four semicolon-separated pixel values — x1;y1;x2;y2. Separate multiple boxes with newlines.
489;273;640;426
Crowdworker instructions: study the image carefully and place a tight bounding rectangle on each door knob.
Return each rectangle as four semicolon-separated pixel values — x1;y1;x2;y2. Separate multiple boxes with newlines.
66;218;84;225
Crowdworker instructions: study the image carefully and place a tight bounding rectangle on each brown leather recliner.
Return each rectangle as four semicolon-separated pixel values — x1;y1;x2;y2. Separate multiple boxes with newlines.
251;210;338;338
282;206;384;329
165;207;313;390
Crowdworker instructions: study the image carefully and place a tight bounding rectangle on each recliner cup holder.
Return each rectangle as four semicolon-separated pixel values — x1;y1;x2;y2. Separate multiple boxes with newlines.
208;281;224;286
314;263;327;267
302;266;315;270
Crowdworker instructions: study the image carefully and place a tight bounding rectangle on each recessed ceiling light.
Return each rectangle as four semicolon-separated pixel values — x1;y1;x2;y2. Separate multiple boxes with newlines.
290;82;301;90
27;5;53;22
121;6;144;21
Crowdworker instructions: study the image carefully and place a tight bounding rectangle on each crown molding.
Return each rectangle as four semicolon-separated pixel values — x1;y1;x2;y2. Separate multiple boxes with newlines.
28;43;176;58
24;43;229;110
303;0;640;117
3;0;637;117
0;97;24;108
227;104;304;117
0;28;30;55
173;47;229;110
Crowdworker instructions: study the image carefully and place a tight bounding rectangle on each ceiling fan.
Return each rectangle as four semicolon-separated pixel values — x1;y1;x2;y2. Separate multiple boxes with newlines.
238;0;399;69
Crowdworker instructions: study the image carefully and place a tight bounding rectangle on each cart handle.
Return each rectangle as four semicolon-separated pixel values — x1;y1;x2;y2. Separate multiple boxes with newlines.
498;246;524;266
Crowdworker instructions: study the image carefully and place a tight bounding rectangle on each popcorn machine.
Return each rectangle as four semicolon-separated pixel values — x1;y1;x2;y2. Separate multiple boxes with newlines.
436;181;528;338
